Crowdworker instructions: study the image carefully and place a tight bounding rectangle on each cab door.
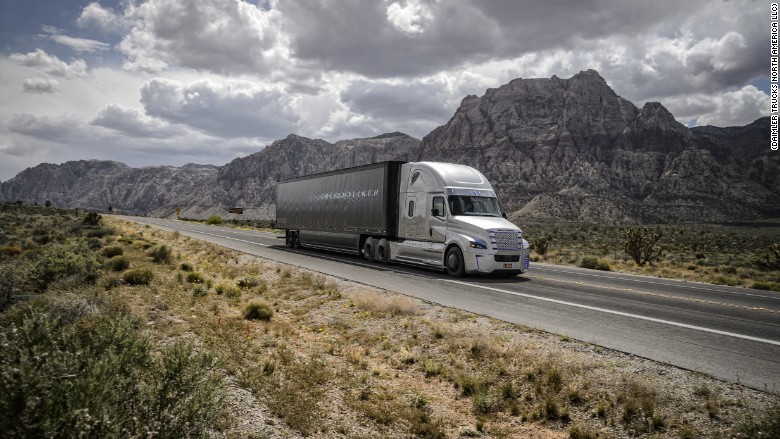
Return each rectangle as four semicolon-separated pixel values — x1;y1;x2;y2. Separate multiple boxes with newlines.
428;194;447;243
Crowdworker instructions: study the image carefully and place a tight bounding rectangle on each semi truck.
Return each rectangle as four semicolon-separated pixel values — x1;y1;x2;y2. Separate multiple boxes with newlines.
276;161;530;277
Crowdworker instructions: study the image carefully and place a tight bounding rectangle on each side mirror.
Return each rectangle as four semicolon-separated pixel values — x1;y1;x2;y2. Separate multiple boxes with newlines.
431;208;441;217
502;212;507;219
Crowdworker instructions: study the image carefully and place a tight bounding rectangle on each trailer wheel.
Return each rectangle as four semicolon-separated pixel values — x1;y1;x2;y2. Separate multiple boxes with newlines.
363;238;375;260
445;247;465;277
285;231;293;247
293;232;302;249
377;239;390;263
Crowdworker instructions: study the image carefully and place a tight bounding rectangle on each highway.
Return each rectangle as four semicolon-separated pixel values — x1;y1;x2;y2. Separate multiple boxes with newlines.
125;216;780;392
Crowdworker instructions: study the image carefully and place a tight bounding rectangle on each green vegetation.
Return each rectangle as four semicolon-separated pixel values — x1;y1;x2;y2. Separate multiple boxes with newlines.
523;221;780;287
2;204;776;438
123;268;154;285
243;301;273;321
148;244;173;264
0;203;225;437
206;214;223;225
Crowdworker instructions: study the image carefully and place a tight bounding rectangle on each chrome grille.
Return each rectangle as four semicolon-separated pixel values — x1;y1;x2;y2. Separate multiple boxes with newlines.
489;230;519;251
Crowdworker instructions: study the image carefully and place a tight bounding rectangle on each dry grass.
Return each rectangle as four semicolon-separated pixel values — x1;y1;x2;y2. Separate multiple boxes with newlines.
524;221;780;288
13;213;771;438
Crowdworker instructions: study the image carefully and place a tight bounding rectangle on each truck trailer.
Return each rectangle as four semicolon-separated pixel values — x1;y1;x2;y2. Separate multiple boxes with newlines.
276;161;530;277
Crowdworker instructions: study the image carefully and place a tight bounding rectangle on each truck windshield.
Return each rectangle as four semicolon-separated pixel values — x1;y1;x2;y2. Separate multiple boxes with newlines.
448;196;502;217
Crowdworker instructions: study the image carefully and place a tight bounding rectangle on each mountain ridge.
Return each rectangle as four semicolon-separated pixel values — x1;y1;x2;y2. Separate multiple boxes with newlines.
1;70;776;224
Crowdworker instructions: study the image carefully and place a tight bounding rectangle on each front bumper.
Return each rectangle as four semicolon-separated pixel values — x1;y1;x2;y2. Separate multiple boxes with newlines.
464;239;531;275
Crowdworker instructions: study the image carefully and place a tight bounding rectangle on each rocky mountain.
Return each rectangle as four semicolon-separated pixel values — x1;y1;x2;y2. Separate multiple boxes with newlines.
0;133;421;219
0;70;776;224
418;70;779;223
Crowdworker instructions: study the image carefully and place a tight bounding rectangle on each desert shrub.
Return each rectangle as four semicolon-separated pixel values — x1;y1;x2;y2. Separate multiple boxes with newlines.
580;255;599;269
237;276;261;289
186;272;206;284
623;227;663;266
180;262;194;271
0;305;224;438
752;243;780;270
472;388;501;415
123;268;154;286
106;256;130;272
148;245;173;264
713;275;739;286
532;234;552;256
731;404;780;438
206;215;223;225
243;302;273;321
32;241;102;291
82;211;102;226
102;275;122;290
569;423;606;439
215;284;241;298
751;281;780;291
192;285;208;298
102;246;123;257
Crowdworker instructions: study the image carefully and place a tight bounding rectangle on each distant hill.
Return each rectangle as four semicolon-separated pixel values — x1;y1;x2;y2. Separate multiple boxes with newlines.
1;70;776;224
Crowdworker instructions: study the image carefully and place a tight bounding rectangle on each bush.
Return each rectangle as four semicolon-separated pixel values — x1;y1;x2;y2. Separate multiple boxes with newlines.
102;246;123;257
580;255;599;269
148;245;173;264
215;284;242;298
243;301;273;321
192;285;208;298
186;272;206;284
623;227;663;266
751;281;780;291
206;215;223;225
32;241;103;291
532;234;552;256
0;305;224;438
180;262;194;271
237;276;261;289
123;268;154;285
82;211;102;226
106;256;130;272
731;404;780;438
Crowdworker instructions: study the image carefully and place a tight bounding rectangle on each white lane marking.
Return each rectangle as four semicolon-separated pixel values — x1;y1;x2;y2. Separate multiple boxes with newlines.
443;279;780;347
536;266;780;301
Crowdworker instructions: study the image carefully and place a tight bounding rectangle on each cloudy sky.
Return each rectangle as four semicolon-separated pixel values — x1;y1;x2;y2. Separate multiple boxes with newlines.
0;0;769;181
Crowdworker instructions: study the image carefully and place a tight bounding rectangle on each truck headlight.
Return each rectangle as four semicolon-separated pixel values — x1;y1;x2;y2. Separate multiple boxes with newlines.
469;240;487;249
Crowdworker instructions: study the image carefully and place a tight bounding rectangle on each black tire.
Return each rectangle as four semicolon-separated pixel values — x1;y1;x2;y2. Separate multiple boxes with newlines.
363;238;375;260
293;232;301;249
285;231;293;247
445;247;465;277
377;239;390;263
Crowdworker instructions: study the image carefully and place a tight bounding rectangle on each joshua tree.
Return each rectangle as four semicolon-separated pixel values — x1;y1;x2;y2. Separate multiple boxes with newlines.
623;227;663;265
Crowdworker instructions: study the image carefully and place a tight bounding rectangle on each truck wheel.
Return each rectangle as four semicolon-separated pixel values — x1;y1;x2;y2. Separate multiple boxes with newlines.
285;231;293;247
363;238;375;260
293;232;301;249
377;239;390;263
445;247;465;277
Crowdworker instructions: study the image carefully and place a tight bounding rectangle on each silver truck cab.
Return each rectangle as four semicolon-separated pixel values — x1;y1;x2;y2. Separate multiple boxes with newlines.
389;162;530;276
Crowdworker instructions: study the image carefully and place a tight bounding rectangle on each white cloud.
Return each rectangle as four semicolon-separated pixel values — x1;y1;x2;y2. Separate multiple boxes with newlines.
92;104;186;138
118;0;287;74
9;49;87;78
77;2;126;32
22;78;59;94
40;25;110;53
386;0;434;35
663;86;767;128
139;78;301;138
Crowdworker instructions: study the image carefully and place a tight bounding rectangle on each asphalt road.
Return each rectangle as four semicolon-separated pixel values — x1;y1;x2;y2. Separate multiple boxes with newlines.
124;216;780;392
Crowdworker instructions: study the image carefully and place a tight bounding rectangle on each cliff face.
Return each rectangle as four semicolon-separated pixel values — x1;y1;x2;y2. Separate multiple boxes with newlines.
418;70;778;223
1;70;776;224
